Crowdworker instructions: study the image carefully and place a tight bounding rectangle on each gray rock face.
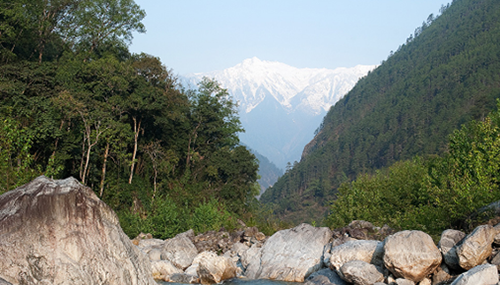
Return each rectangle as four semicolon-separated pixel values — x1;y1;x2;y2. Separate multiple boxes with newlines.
439;229;466;270
161;230;198;270
249;223;333;282
0;176;155;285
339;260;384;285
383;230;442;283
329;240;384;271
168;273;199;284
305;268;348;285
451;264;499;285
456;225;496;270
0;278;12;285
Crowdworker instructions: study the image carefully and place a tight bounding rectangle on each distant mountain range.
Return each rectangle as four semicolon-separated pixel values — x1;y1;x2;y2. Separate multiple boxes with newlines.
182;57;375;169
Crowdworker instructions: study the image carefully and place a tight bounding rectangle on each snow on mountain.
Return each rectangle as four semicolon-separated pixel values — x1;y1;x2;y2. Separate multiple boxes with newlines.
183;57;375;115
182;57;376;169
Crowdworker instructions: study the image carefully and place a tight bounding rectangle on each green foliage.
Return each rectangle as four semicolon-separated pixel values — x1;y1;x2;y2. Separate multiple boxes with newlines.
262;0;500;223
0;114;39;193
327;103;500;237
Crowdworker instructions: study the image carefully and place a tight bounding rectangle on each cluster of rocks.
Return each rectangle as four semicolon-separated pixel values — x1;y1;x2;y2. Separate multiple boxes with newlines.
2;176;500;285
132;225;268;283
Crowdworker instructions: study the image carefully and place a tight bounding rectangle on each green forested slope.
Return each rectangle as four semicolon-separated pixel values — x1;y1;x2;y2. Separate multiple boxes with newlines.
261;0;500;223
0;0;259;238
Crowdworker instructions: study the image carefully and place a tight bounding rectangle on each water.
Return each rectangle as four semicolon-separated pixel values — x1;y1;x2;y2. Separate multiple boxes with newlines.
157;278;302;285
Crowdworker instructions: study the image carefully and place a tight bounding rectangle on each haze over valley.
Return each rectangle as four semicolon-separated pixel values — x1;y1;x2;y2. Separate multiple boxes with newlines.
183;57;375;169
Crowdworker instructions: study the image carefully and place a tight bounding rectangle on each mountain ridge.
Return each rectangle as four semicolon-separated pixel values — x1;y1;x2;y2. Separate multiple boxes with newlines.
261;0;500;223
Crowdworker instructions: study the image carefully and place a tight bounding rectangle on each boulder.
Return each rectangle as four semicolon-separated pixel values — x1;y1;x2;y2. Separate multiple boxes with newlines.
338;260;384;285
195;251;239;284
248;223;333;282
0;176;155;285
456;225;496;270
438;229;466;271
383;230;442;283
329;240;384;270
450;264;499;285
161;230;198;270
241;244;262;278
168;273;199;284
150;260;182;281
305;268;348;285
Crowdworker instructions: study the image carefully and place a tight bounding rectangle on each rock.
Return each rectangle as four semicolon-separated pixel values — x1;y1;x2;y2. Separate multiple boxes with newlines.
248;223;333;282
329;240;384;270
184;263;199;277
420;278;432;285
147;248;162;261
439;229;466;271
151;260;182;281
255;232;266;241
0;278;12;285
450;264;499;285
242;244;262;278
0;176;155;285
383;230;442;283
168;273;199;284
395;278;415;285
231;242;249;257
137;238;164;249
490;250;500;271
339;260;384;285
432;264;454;285
161;230;198;270
305;268;348;285
244;226;259;237
195;251;238;284
493;223;500;246
456;225;496;270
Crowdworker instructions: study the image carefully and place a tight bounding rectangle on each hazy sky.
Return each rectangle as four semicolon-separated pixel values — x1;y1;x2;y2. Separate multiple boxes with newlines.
129;1;450;75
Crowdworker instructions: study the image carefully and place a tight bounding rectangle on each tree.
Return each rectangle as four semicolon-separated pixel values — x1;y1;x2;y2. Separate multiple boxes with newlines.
60;0;146;54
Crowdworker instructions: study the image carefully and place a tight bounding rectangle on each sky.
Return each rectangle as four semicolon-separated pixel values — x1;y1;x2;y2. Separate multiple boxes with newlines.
129;1;451;75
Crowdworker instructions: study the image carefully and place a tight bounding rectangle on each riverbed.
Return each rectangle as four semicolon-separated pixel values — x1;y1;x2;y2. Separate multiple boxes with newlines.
157;278;302;285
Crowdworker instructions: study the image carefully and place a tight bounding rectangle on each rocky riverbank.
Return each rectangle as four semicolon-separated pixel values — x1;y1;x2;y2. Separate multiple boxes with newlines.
2;176;500;285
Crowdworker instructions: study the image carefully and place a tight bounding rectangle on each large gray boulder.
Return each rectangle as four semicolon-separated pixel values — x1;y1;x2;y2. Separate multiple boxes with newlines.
195;251;239;284
383;230;442;283
328;240;384;271
161;230;198;270
456;225;496;270
438;229;466;270
249;223;333;282
0;176;155;285
338;260;384;285
450;264;499;285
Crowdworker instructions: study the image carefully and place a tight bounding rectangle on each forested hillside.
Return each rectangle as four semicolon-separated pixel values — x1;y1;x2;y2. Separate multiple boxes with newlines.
0;0;259;238
261;0;500;223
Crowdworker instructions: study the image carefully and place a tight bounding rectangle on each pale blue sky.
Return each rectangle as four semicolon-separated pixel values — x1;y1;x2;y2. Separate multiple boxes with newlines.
129;1;450;75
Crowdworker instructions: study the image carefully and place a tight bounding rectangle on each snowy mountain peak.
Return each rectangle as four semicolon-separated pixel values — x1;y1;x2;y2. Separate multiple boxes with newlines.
184;57;376;115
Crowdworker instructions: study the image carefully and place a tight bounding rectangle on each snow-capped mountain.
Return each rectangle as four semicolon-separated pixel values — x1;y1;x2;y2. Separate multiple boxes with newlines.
182;57;376;169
